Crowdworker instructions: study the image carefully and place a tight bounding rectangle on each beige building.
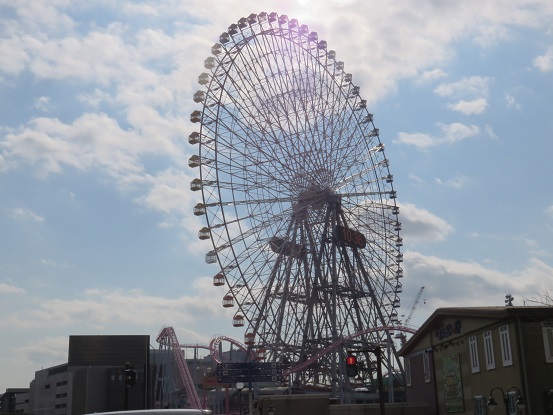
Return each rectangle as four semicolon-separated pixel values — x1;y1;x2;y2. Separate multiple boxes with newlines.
400;306;553;415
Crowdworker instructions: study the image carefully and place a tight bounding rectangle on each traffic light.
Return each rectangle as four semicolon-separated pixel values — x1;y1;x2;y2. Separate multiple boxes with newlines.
345;354;358;377
125;363;137;387
125;369;136;387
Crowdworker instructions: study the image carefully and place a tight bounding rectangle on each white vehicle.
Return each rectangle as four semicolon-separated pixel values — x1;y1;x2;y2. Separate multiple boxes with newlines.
90;410;211;415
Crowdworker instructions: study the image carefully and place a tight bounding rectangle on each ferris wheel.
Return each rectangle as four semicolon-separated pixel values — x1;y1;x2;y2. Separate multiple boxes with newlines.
189;12;404;393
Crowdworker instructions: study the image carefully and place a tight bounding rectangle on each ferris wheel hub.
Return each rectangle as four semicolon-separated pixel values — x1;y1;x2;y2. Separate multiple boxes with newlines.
295;186;337;211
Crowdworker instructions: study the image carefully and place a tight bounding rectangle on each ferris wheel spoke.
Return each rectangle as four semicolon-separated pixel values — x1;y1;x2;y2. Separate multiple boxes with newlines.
206;95;326;189
229;37;310;156
200;71;292;164
335;158;390;192
209;209;292;256
259;33;336;181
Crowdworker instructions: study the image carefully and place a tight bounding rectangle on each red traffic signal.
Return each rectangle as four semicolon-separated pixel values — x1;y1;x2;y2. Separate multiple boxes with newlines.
346;355;357;366
345;354;358;377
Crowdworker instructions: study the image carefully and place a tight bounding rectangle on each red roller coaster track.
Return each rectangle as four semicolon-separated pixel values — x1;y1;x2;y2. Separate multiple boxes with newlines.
156;326;202;409
206;326;416;375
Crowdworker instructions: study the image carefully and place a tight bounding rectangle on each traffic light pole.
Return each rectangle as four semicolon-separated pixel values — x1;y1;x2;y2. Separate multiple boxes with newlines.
124;362;137;410
374;347;385;415
125;384;129;411
347;346;385;415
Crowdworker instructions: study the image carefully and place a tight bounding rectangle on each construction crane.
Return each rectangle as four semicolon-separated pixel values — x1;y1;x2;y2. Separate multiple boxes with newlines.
396;286;425;347
404;286;425;327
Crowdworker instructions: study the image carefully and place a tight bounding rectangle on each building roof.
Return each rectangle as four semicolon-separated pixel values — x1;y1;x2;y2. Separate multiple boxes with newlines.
399;306;553;356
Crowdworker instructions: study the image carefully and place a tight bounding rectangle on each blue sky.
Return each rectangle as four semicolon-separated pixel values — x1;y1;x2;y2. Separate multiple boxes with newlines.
1;0;553;392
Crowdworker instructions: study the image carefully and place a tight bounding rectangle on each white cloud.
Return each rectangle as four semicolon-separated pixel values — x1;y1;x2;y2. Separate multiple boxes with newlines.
447;98;488;115
395;132;435;149
40;259;71;268
1;111;189;181
483;124;498;140
408;173;427;186
133;168;199;234
434;76;491;99
505;93;521;109
0;283;26;294
18;336;69;367
0;153;8;172
30;31;135;85
524;238;549;258
398;202;454;243
440;122;481;143
4;281;231;339
0;37;30;76
135;169;194;215
417;68;448;84
6;1;75;34
32;96;52;112
533;47;553;72
395;122;480;148
77;89;113;109
2;114;143;177
121;3;160;16
434;175;469;189
404;253;553;310
8;207;45;223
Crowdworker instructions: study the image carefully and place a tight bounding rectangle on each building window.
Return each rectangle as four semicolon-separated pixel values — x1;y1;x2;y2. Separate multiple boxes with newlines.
469;335;480;373
499;325;513;366
543;325;553;363
405;357;412;386
483;330;495;370
423;351;431;383
474;395;487;415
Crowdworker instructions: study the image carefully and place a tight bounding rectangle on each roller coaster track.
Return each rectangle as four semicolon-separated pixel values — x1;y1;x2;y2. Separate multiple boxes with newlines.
208;335;256;363
206;326;416;375
283;325;416;376
156;326;202;409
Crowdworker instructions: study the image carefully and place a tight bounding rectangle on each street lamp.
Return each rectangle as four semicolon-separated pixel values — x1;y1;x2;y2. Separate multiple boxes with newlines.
255;397;276;415
487;386;526;414
236;382;244;415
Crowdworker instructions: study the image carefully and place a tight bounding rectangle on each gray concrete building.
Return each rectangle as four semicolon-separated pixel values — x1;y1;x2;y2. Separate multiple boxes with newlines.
28;335;150;415
0;388;29;414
